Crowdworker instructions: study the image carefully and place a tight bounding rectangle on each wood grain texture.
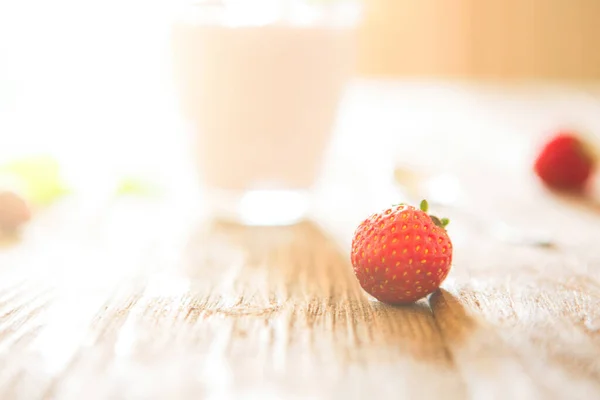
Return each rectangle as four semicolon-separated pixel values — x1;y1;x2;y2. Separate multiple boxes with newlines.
3;88;600;399
0;220;465;400
2;191;600;399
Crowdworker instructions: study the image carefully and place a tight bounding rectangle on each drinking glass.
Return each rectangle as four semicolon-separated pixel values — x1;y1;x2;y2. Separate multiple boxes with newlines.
171;0;361;225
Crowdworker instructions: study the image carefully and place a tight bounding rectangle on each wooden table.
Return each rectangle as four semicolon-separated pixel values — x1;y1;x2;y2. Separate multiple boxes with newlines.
2;82;600;399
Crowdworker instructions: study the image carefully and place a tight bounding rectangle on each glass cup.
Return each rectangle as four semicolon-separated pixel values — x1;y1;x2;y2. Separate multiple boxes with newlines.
171;0;361;225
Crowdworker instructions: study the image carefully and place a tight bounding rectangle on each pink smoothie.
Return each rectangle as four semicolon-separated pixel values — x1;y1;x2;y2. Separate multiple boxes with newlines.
171;22;356;191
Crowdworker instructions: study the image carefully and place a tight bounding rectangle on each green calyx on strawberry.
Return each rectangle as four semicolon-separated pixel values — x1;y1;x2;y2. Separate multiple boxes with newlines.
393;200;449;229
419;199;450;229
350;200;453;304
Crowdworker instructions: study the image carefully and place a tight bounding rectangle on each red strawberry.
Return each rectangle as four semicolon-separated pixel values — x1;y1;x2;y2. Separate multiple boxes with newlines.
533;131;596;193
350;200;452;304
0;190;31;233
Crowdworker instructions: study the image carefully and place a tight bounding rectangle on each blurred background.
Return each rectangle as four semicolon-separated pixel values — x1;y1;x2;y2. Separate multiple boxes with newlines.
1;0;600;231
359;0;600;81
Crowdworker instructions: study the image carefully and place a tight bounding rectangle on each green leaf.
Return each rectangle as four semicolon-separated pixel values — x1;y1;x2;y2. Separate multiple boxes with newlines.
441;218;450;228
0;156;69;206
419;199;429;212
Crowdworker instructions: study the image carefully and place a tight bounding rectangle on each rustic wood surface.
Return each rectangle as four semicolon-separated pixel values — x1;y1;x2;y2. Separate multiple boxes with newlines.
2;84;600;400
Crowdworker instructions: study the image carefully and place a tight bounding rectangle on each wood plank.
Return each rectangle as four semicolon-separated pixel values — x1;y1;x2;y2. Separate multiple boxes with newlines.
3;86;600;398
432;273;600;400
426;173;600;399
3;167;600;398
38;221;464;399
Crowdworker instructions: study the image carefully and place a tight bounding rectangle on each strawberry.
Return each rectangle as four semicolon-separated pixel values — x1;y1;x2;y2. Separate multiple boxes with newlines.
350;200;452;304
533;131;596;193
0;190;31;233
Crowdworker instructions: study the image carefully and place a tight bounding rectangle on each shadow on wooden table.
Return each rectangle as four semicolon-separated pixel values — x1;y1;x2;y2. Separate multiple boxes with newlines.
365;298;456;364
430;289;478;345
180;218;460;366
34;219;473;399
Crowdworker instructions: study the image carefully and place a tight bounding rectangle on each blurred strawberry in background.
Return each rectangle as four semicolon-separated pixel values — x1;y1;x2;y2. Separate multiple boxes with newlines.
0;190;30;233
534;130;597;194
